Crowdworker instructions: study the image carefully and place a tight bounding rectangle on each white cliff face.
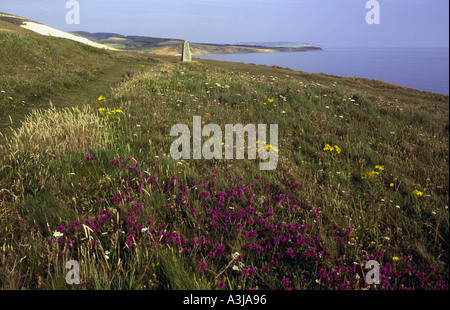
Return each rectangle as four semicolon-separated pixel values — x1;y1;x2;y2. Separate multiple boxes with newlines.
20;21;115;50
0;13;113;50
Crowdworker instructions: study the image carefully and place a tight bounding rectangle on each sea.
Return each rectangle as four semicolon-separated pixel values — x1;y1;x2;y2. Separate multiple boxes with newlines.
195;47;449;95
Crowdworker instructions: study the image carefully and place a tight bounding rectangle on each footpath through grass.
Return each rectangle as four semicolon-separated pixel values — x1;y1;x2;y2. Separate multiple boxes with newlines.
0;26;448;290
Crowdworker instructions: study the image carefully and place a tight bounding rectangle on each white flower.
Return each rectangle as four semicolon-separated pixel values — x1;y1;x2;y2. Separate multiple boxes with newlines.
53;231;63;238
231;252;240;260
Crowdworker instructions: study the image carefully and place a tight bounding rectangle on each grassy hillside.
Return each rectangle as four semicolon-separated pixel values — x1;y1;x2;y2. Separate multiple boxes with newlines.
0;19;448;290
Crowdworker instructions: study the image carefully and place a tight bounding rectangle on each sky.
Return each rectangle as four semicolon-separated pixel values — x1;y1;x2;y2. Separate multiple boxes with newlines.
1;0;449;48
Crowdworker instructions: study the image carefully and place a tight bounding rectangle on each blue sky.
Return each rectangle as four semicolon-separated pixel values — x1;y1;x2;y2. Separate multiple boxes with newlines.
1;0;449;48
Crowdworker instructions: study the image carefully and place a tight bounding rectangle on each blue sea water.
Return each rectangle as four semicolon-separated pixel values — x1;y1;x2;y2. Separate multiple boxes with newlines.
195;48;449;95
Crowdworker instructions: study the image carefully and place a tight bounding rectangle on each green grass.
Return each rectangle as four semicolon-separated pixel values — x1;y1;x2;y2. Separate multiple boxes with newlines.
0;23;448;290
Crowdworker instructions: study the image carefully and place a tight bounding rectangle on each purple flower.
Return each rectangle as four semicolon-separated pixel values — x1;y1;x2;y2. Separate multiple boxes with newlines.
198;259;207;272
200;191;211;198
218;281;226;290
280;277;290;290
65;239;74;248
125;236;134;247
57;222;67;233
265;208;274;217
242;267;256;276
287;248;295;259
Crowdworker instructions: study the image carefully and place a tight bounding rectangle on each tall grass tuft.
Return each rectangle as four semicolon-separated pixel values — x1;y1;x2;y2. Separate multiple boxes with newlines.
1;105;112;159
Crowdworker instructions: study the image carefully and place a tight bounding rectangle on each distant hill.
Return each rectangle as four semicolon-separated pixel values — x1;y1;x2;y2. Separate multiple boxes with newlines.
1;11;321;56
236;41;322;48
72;31;322;56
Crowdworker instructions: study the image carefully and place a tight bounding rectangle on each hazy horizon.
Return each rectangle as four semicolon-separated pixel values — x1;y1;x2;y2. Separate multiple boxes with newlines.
1;0;449;49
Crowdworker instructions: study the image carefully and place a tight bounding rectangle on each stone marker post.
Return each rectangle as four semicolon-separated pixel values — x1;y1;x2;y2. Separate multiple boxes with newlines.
181;41;192;62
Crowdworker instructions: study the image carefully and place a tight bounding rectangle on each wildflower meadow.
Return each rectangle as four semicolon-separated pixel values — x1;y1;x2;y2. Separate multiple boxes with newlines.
0;26;448;292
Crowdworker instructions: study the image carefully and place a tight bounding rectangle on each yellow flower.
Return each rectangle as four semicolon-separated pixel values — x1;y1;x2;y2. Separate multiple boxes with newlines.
390;183;394;187
370;241;376;245
393;256;400;261
374;165;385;171
323;144;334;152
98;108;106;112
140;65;146;67
362;171;379;179
115;109;123;113
268;99;274;103
323;144;341;154
334;145;341;154
412;190;423;197
98;95;106;101
266;144;279;152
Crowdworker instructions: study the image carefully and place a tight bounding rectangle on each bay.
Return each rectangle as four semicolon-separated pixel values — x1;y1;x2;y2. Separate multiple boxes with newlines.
195;48;449;95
